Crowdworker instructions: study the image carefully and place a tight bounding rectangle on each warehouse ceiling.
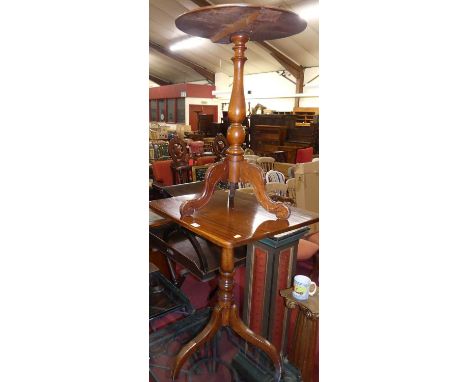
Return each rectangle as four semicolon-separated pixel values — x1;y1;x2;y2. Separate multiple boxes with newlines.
149;0;318;85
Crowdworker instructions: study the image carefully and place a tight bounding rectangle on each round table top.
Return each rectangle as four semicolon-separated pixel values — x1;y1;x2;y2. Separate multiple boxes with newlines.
175;4;307;44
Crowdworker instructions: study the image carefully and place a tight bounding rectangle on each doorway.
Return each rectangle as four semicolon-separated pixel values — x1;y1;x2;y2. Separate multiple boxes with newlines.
188;104;218;132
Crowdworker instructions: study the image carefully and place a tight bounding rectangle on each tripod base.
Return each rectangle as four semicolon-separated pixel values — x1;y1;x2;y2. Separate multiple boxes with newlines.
171;248;282;381
179;158;290;219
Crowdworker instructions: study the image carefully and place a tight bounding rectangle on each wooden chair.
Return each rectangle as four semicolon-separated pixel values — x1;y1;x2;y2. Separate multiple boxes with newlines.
212;133;228;161
203;137;215;154
244;154;259;164
169;136;192;184
265;169;286;184
257;156;275;172
295;147;313;163
281;287;319;382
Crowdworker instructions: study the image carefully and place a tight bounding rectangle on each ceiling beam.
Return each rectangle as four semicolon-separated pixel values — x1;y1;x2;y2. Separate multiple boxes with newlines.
256;41;305;107
149;40;215;84
149;74;172;86
294;70;304;108
256;41;302;77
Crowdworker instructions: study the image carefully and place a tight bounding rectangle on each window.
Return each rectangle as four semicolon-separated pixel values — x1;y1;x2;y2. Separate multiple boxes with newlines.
167;99;175;122
158;99;165;122
150;100;157;121
150;98;185;123
177;98;185;124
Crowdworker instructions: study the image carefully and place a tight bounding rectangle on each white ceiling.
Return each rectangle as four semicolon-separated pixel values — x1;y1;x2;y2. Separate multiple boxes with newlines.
149;0;319;85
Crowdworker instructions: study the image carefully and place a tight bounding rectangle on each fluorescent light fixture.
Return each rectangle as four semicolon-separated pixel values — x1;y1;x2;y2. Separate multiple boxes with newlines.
304;82;319;89
169;37;205;51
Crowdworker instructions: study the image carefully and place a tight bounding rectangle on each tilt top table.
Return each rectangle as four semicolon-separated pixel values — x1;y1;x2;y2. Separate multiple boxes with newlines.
150;190;318;381
174;5;307;220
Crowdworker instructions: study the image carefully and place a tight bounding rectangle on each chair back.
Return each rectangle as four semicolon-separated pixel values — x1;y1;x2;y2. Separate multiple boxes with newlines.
203;137;215;154
295;147;313;163
266;170;286;184
257;156;275;172
213;133;228;161
151;160;174;186
189;140;205;156
244;154;259;164
169;136;191;184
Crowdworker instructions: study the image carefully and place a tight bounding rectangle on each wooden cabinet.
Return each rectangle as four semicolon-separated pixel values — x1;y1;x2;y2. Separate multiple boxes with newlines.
293;107;319;127
249;112;319;160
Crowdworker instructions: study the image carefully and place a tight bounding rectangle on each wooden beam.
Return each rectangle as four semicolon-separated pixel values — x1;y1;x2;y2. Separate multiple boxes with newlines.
149;40;215;84
256;41;302;77
294;69;304;108
149;74;172;86
257;41;305;106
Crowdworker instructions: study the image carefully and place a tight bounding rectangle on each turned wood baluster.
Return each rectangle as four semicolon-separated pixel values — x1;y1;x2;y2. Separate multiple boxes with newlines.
226;33;249;206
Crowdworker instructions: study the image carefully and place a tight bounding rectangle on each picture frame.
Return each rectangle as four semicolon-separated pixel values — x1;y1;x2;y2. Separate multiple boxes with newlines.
191;165;209;182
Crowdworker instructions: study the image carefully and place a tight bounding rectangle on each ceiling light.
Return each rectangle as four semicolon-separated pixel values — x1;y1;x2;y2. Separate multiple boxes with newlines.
169;37;205;51
297;4;319;22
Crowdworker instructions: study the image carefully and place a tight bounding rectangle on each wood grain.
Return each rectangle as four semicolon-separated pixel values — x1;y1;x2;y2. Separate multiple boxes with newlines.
150;190;317;249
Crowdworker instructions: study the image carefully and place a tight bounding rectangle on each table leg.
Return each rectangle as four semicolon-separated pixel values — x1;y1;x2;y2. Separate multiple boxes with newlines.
230;304;282;381
239;160;290;219
171;305;222;380
179;159;228;217
171;247;282;381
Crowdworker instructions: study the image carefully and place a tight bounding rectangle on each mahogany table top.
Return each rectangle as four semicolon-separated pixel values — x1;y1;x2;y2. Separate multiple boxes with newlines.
175;5;307;44
149;190;318;248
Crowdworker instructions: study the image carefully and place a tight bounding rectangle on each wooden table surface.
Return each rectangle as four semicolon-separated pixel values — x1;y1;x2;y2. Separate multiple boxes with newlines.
149;190;318;248
175;5;307;44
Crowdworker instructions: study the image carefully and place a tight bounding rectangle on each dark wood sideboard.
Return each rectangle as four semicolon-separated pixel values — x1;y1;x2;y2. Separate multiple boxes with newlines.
249;114;319;162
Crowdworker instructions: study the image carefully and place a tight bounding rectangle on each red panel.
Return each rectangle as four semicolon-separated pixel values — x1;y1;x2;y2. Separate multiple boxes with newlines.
186;84;216;98
149;84;187;99
249;247;268;335
149;84;216;99
271;248;292;351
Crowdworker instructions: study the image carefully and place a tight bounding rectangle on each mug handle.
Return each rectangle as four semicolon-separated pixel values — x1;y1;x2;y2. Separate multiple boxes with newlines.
309;282;317;296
